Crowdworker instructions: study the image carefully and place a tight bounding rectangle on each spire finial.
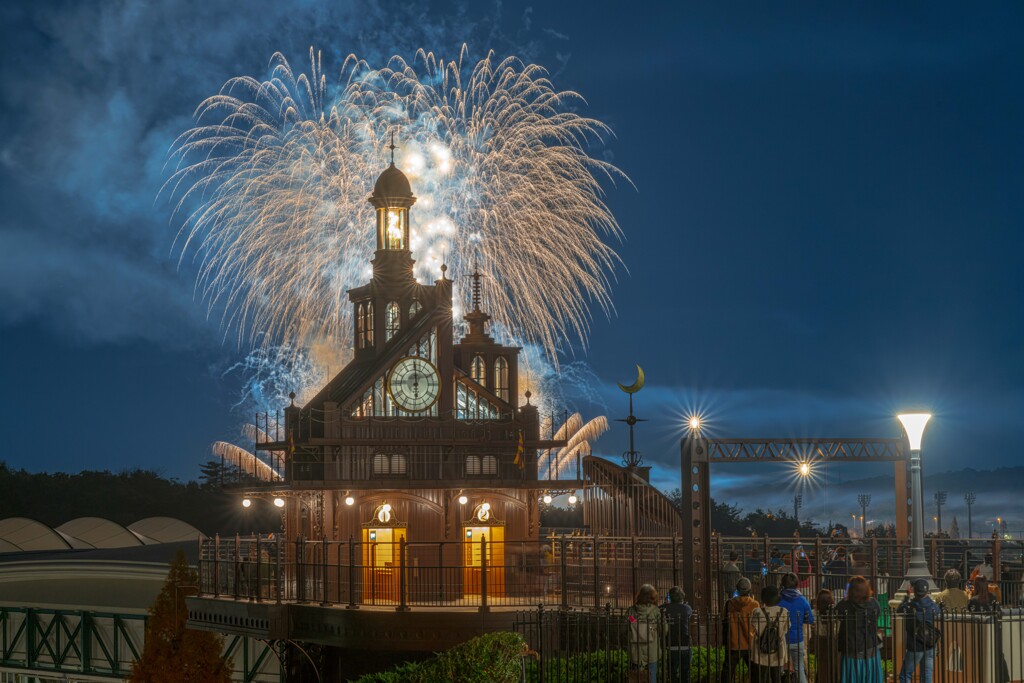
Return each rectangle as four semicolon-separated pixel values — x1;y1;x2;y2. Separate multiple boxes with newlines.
471;264;483;312
388;131;396;165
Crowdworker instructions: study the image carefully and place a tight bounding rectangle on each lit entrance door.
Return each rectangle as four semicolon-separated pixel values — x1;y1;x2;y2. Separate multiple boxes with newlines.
362;526;406;604
462;525;504;598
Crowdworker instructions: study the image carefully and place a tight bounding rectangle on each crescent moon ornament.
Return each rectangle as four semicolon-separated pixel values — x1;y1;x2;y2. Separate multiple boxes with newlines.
617;365;645;394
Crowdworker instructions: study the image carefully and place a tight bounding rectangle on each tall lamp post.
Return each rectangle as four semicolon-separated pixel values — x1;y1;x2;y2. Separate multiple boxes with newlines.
964;492;976;539
857;494;871;537
899;413;935;590
934;490;947;535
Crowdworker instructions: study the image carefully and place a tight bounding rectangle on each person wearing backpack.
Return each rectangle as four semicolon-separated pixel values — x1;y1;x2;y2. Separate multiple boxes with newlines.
628;584;664;683
777;572;814;683
721;577;760;683
897;579;942;683
749;585;791;683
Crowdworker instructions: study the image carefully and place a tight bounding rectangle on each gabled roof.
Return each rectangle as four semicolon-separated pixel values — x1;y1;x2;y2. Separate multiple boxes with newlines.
453;366;514;413
303;305;445;413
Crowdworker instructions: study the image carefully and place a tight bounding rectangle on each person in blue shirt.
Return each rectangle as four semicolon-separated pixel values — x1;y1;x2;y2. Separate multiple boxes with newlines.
898;579;942;683
778;572;814;683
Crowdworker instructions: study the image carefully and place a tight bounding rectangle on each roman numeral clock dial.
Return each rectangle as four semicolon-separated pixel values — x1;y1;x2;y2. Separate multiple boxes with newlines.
387;357;441;412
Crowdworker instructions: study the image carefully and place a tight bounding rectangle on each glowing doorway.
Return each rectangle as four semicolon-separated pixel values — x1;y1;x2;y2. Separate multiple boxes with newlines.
462;525;504;598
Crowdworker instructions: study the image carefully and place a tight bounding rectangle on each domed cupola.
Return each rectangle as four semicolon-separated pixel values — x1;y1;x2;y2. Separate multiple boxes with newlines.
368;137;417;252
371;164;415;202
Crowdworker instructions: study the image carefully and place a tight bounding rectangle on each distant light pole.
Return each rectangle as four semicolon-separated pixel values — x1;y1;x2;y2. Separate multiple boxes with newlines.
793;494;803;528
899;413;935;590
934;490;948;535
858;494;871;537
964;492;976;539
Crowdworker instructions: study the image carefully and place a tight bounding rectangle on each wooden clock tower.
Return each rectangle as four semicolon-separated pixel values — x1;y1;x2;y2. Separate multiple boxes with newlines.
250;156;561;592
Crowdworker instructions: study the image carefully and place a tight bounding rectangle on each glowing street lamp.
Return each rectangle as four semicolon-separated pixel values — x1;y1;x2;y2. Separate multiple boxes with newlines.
898;412;934;590
242;498;252;509
687;415;702;432
799;462;811;478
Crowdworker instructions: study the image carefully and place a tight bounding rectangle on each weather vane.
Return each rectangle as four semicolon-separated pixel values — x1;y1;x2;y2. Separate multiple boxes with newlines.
617;365;646;467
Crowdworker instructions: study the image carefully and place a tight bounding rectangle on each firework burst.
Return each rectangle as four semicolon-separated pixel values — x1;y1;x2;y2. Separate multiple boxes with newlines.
166;46;626;394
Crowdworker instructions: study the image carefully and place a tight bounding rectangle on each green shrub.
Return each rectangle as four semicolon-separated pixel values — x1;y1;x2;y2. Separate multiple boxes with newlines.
350;632;526;683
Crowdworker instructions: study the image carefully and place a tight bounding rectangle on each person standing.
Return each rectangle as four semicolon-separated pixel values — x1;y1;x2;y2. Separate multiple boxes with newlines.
932;569;969;610
777;572;813;683
967;575;999;612
721;551;741;603
660;586;693;683
749;585;790;683
811;589;840;683
721;577;759;683
628;584;664;683
897;579;942;683
835;576;884;683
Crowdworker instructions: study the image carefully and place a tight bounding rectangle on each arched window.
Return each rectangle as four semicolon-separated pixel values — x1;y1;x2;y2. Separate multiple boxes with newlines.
494;356;509;401
471;355;486;385
409;300;422;318
385;301;400;341
362;301;375;348
373;453;389;475
465;455;481;476
482;455;498;476
355;303;365;348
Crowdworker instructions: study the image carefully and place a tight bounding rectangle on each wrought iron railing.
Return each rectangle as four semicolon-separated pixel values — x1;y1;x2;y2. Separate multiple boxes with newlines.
195;534;1024;613
513;604;1024;682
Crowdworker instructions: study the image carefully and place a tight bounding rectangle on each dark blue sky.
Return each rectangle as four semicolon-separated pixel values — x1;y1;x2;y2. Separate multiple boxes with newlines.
1;2;1021;525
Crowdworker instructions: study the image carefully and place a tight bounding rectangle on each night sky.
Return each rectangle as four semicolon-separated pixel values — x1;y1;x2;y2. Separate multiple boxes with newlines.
2;2;1021;529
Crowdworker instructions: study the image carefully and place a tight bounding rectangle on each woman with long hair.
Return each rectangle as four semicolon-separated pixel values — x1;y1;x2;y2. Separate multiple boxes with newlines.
812;589;840;683
627;584;664;683
835;576;883;682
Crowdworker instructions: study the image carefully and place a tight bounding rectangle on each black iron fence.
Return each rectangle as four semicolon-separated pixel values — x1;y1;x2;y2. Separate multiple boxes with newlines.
197;533;1024;613
513;605;1024;682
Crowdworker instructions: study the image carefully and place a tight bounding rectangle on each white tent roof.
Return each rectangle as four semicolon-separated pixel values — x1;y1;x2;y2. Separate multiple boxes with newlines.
56;517;145;549
127;517;204;544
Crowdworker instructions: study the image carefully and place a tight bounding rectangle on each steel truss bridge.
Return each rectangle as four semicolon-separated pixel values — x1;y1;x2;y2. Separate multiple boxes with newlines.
680;435;911;613
0;607;281;682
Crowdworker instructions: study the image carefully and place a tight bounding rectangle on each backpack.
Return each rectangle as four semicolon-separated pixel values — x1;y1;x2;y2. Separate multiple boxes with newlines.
914;612;942;648
757;607;783;655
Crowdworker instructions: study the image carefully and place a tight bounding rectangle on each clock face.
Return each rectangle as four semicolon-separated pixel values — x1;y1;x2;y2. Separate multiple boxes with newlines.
387;357;441;412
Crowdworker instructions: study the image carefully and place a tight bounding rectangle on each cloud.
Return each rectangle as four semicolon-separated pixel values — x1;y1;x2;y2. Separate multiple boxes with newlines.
0;227;209;347
0;0;575;350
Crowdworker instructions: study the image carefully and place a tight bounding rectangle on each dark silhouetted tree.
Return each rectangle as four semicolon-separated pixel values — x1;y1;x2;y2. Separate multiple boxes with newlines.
131;550;231;683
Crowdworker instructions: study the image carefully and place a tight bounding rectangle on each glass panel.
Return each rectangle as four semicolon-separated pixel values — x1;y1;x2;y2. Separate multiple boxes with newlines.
385;301;400;341
471;355;486;384
465;455;481;475
494;357;509;401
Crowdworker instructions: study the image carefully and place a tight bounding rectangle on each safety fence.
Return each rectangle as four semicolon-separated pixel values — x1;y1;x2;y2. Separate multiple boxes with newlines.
196;534;1024;612
513;604;1024;682
712;536;1024;611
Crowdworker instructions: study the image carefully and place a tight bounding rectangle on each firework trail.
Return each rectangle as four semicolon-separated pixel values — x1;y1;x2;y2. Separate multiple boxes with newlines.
166;46;626;403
